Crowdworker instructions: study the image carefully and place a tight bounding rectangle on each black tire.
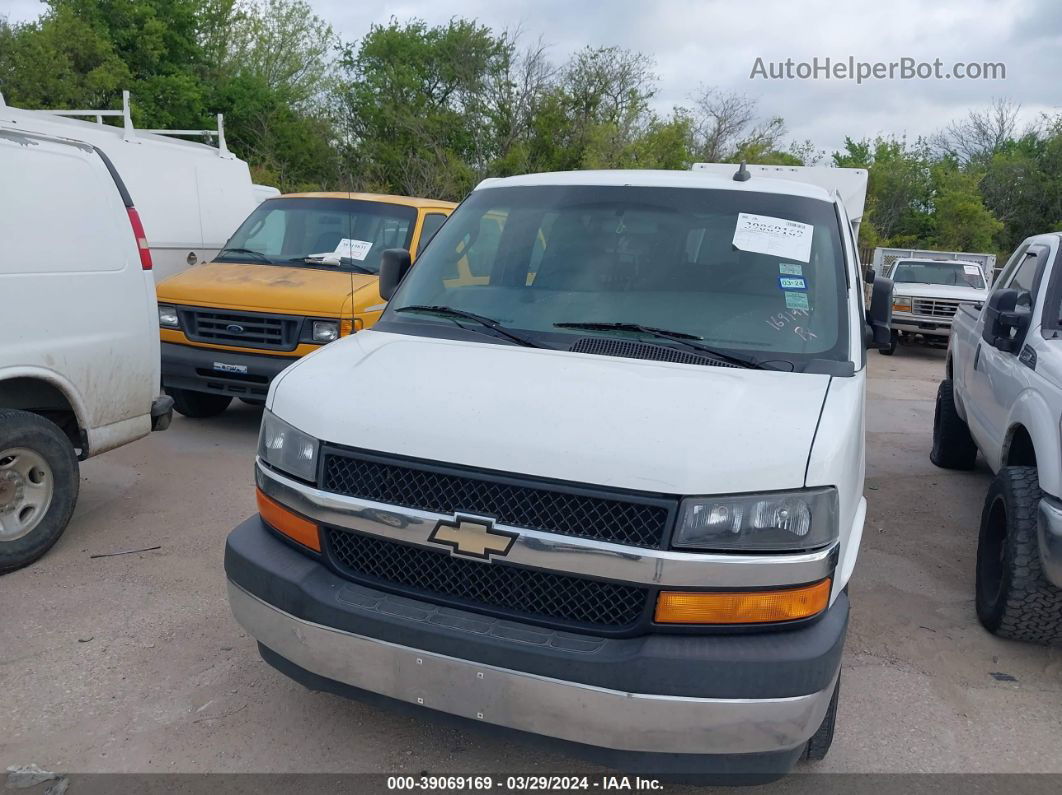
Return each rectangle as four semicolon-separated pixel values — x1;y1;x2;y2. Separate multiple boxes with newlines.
167;388;232;418
930;379;977;470
0;409;80;573
877;330;899;356
802;676;839;762
976;466;1062;645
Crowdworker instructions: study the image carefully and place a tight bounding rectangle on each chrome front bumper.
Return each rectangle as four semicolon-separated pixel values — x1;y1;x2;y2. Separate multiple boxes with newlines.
1037;496;1062;588
228;581;837;755
892;312;952;336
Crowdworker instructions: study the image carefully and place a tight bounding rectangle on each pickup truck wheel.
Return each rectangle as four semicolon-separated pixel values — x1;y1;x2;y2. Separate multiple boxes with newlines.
0;410;79;573
802;675;839;762
976;466;1062;645
166;388;232;418
877;330;899;356
930;379;977;470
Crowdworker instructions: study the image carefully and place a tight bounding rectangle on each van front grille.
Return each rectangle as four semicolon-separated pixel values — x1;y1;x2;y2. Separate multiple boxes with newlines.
320;448;675;549
325;527;650;632
179;307;301;351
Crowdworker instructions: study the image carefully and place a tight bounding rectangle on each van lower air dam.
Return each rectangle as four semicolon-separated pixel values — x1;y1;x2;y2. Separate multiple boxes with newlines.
223;163;894;782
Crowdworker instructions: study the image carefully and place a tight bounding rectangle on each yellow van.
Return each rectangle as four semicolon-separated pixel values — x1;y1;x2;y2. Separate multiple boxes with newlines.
156;192;455;417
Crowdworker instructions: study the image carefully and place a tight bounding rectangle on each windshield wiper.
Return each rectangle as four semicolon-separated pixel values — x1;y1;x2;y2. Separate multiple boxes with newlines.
216;247;273;264
396;305;543;348
554;321;772;369
289;255;376;275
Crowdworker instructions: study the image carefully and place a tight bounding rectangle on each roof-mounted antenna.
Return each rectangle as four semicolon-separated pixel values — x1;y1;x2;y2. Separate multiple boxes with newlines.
733;161;751;182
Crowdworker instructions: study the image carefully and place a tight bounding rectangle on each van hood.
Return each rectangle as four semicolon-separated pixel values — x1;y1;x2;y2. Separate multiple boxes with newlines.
156;262;378;315
892;282;987;302
270;330;834;495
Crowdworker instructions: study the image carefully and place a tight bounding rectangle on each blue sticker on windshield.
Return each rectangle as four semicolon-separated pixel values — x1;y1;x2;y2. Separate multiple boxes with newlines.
779;276;807;290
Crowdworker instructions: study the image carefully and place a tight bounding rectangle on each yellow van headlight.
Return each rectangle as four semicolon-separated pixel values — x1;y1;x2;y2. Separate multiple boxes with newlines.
312;320;340;343
158;304;180;328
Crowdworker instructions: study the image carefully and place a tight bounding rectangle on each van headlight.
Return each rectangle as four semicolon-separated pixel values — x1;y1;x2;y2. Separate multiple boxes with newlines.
158;304;180;328
258;409;319;482
673;488;838;552
311;320;339;343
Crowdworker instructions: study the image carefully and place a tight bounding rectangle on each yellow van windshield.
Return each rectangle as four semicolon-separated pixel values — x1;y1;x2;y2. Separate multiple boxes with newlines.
217;197;417;273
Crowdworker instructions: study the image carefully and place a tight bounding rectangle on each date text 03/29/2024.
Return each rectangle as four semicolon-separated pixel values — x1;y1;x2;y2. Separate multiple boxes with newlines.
385;775;665;791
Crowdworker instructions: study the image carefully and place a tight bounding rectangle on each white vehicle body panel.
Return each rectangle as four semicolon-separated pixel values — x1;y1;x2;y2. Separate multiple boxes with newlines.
0;100;268;283
949;234;1062;495
0;128;160;456
270;330;832;495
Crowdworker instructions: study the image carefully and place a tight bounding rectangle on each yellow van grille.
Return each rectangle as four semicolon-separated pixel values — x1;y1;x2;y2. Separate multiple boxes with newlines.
179;307;301;351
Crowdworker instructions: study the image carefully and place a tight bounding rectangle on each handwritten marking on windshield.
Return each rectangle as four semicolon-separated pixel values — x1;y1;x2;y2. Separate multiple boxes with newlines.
766;309;818;342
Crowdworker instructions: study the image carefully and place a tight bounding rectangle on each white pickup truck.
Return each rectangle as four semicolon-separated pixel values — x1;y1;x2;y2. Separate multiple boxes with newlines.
884;258;990;355
224;164;893;780
932;233;1062;644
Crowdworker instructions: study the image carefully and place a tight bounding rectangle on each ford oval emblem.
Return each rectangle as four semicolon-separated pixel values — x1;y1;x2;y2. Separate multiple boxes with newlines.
226;324;245;334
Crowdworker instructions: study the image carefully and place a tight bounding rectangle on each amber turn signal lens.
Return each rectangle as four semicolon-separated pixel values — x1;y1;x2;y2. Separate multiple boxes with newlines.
654;579;831;624
340;318;363;336
256;488;320;551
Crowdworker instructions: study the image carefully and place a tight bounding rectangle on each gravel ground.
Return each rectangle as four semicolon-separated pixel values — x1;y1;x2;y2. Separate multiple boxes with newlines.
2;344;1061;787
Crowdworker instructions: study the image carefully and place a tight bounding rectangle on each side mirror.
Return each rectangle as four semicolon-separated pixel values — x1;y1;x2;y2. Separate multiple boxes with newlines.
379;248;412;301
866;276;894;349
981;288;1032;353
864;267;876;285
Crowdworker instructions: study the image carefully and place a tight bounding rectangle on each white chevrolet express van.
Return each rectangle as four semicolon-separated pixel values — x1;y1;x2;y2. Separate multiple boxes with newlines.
225;166;892;779
0;126;172;572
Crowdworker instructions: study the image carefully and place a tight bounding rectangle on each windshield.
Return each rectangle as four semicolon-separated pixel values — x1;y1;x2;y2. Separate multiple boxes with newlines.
217;197;417;272
892;260;986;289
381;185;849;367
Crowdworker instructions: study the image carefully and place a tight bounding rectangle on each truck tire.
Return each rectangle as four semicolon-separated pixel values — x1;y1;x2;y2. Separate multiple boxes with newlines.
976;466;1062;645
877;330;898;356
167;388;232;418
0;409;80;573
802;676;839;762
930;379;977;470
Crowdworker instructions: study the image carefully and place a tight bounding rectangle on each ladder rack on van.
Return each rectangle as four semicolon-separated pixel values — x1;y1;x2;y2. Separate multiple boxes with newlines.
0;89;231;157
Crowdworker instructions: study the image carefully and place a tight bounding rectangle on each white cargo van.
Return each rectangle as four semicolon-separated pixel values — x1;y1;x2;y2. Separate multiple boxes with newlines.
224;165;893;780
0;90;276;282
0;125;172;572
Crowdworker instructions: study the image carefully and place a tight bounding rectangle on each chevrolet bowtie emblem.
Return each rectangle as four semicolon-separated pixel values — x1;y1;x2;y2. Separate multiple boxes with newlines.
428;515;517;560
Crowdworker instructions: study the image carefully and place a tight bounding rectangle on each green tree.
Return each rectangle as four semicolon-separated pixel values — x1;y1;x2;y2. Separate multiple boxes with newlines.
339;18;509;198
834;136;934;248
0;8;130;109
929;166;1003;252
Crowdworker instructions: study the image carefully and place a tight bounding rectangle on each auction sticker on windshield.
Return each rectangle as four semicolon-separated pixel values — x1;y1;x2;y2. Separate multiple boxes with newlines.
963;264;981;276
334;239;373;260
732;213;813;263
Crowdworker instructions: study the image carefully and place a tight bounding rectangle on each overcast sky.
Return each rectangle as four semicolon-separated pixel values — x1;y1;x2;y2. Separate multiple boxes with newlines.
3;0;1059;155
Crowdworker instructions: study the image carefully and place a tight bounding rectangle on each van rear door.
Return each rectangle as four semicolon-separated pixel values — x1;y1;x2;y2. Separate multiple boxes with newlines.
0;130;160;455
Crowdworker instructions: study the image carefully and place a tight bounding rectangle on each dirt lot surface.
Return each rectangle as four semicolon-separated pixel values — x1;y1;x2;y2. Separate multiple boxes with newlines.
3;345;1062;786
